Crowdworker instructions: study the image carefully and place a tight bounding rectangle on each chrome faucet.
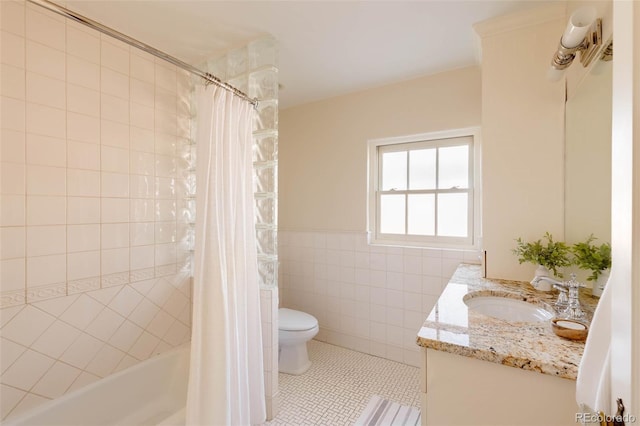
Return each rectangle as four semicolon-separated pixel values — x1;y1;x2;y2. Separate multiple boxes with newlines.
531;274;586;321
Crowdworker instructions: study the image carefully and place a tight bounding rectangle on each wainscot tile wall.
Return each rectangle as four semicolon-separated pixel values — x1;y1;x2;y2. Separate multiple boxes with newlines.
278;231;481;367
0;0;193;419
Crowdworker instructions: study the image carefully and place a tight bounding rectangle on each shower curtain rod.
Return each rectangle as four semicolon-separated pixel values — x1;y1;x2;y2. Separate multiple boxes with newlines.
27;0;259;108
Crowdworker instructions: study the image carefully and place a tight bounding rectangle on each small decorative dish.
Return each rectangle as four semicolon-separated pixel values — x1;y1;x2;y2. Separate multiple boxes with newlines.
551;318;589;341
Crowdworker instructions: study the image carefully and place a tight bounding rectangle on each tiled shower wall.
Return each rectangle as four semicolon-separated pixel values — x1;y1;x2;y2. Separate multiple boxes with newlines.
279;230;480;367
0;1;192;419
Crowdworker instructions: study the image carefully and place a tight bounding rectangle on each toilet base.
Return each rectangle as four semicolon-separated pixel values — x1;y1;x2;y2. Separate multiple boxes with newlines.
278;342;312;375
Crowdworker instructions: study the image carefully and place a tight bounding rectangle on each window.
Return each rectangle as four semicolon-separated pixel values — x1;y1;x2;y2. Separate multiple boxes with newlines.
367;128;480;248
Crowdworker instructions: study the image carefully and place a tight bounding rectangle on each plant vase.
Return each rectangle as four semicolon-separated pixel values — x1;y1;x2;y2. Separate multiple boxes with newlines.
591;269;610;298
532;265;553;292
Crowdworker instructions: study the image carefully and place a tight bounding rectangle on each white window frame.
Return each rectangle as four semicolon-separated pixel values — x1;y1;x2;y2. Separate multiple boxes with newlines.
367;127;481;249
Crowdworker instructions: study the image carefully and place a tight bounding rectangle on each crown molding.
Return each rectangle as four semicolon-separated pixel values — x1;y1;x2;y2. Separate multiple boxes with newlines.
473;3;567;39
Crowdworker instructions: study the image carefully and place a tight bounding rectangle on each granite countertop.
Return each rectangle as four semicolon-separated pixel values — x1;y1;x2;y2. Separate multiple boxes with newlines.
416;264;600;380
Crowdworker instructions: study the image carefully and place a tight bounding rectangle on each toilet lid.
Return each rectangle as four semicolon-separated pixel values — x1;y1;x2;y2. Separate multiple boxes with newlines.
279;308;318;331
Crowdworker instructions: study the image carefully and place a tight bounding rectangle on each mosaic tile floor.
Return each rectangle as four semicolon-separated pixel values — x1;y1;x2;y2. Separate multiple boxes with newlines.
264;340;420;426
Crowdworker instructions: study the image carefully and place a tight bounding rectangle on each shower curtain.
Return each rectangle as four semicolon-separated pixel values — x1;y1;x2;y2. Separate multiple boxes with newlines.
186;85;266;426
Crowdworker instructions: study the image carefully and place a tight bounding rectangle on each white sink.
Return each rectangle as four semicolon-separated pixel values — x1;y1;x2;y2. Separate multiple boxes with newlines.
463;293;555;322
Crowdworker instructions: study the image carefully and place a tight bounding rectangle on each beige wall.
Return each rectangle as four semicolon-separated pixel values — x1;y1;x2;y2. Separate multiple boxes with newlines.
475;7;567;281
279;66;481;233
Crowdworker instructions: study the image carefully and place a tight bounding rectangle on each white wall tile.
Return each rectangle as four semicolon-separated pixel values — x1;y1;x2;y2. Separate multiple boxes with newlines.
26;254;65;288
1;163;25;194
0;195;25;226
26;134;66;167
66;26;99;63
31;361;81;399
26;165;65;196
1;305;55;347
25;103;65;139
27;195;67;225
67;251;100;281
66;56;99;90
25;41;64;80
1;349;54;391
85;344;125;377
85;308;125;342
67;169;100;197
0;228;25;260
100;120;129;148
67;112;100;144
26;225;66;257
1;64;25;99
101;68;129;99
130;56;154;83
1;31;25;68
130;79;154;107
101;223;129;249
1;1;26;36
1;97;25;132
67;225;100;252
101;40;129;75
0;258;25;292
25;8;65;51
101;248;129;275
101;94;129;124
25;72;65;109
67;84;99;117
30;321;81;359
101;173;129;198
101;198;129;223
67;141;100;170
1;129;26;164
101;146;129;174
130;103;154;130
67;197;100;224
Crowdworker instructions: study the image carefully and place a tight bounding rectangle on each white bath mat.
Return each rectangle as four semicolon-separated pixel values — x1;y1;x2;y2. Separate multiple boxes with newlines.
354;395;421;426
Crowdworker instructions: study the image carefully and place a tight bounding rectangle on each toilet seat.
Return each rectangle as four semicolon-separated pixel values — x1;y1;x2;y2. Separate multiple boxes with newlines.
279;308;318;331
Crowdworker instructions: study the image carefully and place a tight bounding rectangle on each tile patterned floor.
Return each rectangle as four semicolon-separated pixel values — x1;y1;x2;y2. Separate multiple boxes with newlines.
264;340;420;426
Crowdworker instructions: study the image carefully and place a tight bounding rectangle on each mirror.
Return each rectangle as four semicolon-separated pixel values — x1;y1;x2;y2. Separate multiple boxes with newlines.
564;42;612;258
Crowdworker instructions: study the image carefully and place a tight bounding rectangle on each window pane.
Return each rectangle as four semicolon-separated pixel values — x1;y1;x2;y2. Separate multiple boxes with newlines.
381;151;407;191
380;194;405;234
408;194;435;236
409;149;436;190
437;193;468;237
438;145;469;189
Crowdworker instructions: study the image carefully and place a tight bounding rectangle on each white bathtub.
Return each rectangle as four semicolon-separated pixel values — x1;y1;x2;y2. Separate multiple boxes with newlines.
5;345;189;426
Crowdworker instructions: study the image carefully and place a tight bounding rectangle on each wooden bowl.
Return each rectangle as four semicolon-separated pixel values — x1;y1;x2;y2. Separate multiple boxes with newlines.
551;318;589;341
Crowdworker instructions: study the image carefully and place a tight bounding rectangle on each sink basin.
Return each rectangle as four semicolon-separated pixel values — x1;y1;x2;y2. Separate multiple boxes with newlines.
463;292;555;322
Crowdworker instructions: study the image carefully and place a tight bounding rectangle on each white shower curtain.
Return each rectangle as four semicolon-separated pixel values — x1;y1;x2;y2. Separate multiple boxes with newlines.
186;85;266;426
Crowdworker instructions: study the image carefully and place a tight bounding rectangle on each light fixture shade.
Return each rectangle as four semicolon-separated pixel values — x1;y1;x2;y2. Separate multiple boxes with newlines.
561;7;597;48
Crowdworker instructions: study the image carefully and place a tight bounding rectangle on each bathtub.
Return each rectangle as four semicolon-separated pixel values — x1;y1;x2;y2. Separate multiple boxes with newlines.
5;345;189;426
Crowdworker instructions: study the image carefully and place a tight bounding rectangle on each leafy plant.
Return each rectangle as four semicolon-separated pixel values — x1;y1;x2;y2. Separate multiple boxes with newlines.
513;232;571;277
571;235;612;281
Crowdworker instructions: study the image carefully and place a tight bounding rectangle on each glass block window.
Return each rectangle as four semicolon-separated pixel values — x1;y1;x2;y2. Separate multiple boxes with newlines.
368;130;479;248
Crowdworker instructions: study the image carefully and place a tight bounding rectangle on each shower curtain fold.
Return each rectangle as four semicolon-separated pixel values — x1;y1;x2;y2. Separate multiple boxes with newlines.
186;85;266;426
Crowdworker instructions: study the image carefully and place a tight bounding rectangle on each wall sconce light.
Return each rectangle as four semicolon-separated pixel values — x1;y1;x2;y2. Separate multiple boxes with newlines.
548;7;602;81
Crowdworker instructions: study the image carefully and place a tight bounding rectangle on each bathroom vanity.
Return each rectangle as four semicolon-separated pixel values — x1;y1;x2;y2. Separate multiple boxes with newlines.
416;264;599;426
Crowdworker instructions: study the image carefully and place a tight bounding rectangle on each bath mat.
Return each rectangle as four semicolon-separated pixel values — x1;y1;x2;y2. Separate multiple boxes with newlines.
354;395;421;426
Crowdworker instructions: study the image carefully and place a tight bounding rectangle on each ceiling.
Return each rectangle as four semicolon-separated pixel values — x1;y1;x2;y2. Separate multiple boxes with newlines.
65;1;558;109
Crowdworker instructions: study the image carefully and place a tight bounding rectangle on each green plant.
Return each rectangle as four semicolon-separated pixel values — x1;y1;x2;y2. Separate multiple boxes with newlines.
571;235;612;281
512;232;571;277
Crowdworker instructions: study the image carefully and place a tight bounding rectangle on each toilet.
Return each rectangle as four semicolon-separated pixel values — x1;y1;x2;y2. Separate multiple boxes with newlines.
278;308;319;375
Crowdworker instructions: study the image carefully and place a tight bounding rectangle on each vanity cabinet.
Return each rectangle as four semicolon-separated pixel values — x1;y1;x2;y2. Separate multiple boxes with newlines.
420;348;577;425
416;265;598;426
